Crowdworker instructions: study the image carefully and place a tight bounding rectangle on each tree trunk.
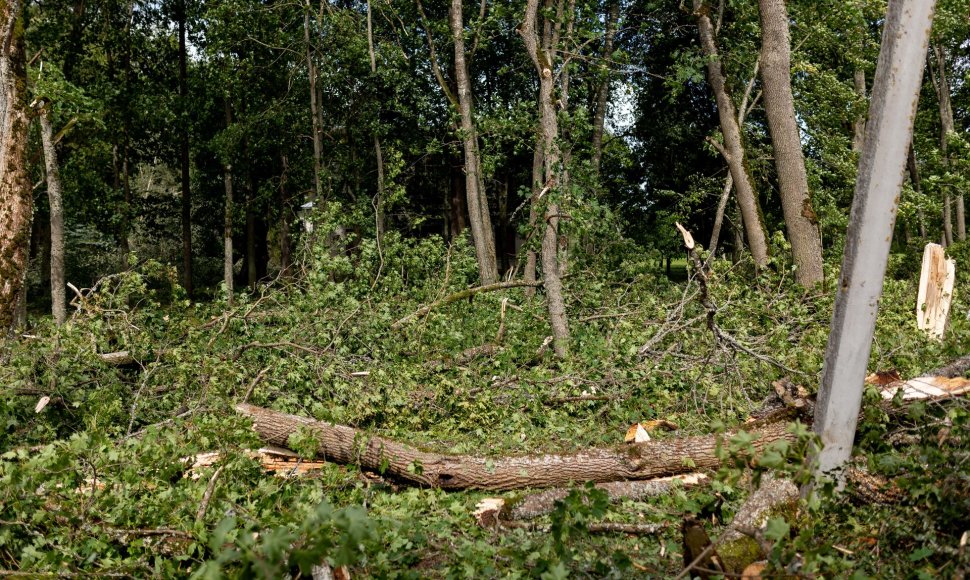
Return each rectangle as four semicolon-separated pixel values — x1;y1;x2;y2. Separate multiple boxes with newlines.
366;0;385;238
523;145;542;297
812;0;934;483
708;173;733;256
932;44;963;242
223;100;234;304
0;1;32;331
39;108;66;326
852;68;867;153
235;403;794;491
758;0;824;286
304;4;323;203
693;0;770;269
521;0;570;358
278;155;292;276
590;0;619;179
177;0;193;297
451;0;498;285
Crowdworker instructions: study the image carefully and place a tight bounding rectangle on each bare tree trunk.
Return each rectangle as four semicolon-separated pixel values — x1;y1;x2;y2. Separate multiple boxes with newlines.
812;0;935;483
852;68;867;153
693;0;770;269
590;0;619;178
0;1;32;331
278;155;292;276
521;0;570;358
451;0;498;284
177;0;193;297
758;0;823;286
931;44;963;242
523;145;542;297
708;173;733;255
236;403;794;491
304;3;323;203
39;108;66;325
366;0;385;237
908;146;927;240
223;100;234;304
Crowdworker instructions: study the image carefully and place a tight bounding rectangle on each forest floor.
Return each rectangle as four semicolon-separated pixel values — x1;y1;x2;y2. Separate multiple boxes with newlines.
1;234;968;578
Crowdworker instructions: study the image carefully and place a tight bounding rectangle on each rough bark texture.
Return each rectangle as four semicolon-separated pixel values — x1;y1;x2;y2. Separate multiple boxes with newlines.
693;0;769;269
590;0;619;178
852;68;867;153
451;0;498;285
521;0;570;358
758;0;823;286
235;403;795;491
0;1;32;331
39;109;66;325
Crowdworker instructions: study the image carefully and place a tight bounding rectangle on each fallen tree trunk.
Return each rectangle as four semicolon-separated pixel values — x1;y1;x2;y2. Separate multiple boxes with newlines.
235;403;797;491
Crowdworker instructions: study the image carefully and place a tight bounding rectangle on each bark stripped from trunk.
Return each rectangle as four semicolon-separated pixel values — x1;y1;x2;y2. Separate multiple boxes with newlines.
451;0;498;285
235;403;795;491
39;107;66;325
693;0;769;269
521;0;570;358
758;0;823;286
0;1;32;331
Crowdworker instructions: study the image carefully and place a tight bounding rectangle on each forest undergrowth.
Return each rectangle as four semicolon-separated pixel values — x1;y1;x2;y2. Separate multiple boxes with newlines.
1;223;969;578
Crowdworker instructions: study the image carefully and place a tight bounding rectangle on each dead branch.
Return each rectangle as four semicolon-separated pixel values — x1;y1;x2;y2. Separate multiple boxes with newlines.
391;280;543;329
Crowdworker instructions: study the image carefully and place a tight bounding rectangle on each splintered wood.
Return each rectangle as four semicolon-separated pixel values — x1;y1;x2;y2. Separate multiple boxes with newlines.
916;243;955;339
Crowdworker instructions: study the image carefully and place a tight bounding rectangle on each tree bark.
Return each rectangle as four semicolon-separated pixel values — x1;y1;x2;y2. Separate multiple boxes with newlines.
451;0;498;285
177;0;193;296
758;0;823;286
521;0;570;358
0;1;32;331
235;403;794;491
39;107;66;325
366;0;385;238
523;145;542;297
852;68;867;153
590;0;619;179
304;5;323;203
693;1;769;269
223;99;234;304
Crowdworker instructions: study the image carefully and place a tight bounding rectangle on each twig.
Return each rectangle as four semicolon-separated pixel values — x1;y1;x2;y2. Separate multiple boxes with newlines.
240;367;271;404
196;465;225;523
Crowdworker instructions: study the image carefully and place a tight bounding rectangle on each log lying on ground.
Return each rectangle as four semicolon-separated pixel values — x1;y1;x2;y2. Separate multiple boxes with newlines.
235;403;796;491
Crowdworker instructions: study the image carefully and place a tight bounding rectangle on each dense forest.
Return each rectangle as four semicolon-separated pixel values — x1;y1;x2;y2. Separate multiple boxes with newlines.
0;0;969;576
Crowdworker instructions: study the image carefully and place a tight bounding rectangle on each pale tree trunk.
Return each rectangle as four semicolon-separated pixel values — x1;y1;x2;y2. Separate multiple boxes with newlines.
931;44;963;242
39;108;66;325
177;0;193;296
758;0;824;286
223;99;234;304
521;0;570;358
366;0;385;237
304;3;323;203
812;0;935;484
590;0;619;178
0;1;32;331
451;0;498;284
852;68;867;153
693;0;770;269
